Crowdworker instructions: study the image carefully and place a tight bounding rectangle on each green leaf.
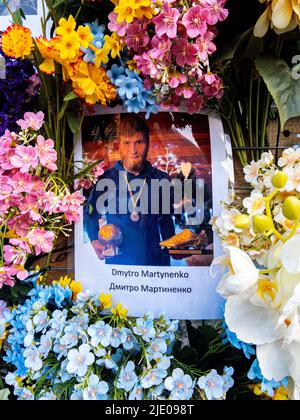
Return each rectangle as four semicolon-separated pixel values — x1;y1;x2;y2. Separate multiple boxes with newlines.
217;28;253;63
12;8;23;25
0;389;10;400
69;160;103;183
66;110;81;136
63;92;78;102
255;53;300;130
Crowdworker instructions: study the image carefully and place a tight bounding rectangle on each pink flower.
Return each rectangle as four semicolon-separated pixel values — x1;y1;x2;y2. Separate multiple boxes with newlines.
172;39;198;67
11;172;35;194
18;194;43;223
134;53;160;78
175;84;196;99
38;191;61;214
0;131;13;156
36;135;57;171
10;145;38;173
125;23;150;52
202;73;223;99
108;12;129;37
207;0;229;25
8;214;32;237
17;111;45;131
153;3;180;39
182;6;210;38
26;229;55;256
0;175;14;200
59;191;85;223
168;72;187;89
0;266;16;289
4;239;31;280
149;35;172;60
186;93;205;113
195;31;216;61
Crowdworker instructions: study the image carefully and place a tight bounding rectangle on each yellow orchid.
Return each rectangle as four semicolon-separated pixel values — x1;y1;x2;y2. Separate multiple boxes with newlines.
111;303;128;320
2;25;33;60
71;60;116;105
99;292;112;309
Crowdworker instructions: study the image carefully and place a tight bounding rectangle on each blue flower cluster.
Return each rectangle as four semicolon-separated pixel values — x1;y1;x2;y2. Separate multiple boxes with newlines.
107;64;158;119
0;48;40;135
198;367;234;400
81;21;106;64
248;359;288;398
3;281;235;400
222;322;256;359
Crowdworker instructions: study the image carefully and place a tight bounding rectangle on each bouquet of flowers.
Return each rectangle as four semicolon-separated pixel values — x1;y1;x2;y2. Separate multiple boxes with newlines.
212;147;300;400
2;277;235;400
0;111;85;289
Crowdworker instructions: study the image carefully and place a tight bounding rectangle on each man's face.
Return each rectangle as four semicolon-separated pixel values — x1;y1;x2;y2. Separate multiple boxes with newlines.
119;131;149;174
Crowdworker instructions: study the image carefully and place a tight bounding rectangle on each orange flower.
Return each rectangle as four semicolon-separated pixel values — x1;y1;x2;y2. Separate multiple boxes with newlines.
2;25;33;59
71;60;116;105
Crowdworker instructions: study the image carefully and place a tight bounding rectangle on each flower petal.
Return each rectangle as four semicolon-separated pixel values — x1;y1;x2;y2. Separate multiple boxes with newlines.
257;340;293;381
272;0;293;29
254;7;271;37
281;235;300;274
225;295;284;345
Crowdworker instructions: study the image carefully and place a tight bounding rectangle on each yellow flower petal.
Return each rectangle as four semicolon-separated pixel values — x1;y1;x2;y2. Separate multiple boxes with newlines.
254;7;271;37
272;0;293;29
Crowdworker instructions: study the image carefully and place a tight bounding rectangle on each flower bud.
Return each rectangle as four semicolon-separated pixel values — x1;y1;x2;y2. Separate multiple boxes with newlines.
282;197;300;221
272;171;288;189
234;214;250;230
253;215;273;233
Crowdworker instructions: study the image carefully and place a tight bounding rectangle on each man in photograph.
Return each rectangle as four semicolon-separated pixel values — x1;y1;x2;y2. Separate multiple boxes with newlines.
85;115;176;266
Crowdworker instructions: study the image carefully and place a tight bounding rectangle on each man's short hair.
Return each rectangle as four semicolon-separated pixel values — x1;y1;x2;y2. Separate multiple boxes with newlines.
119;115;150;144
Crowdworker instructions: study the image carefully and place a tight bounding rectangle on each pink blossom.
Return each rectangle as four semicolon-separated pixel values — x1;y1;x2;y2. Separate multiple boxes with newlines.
134;53;160;78
186;93;205;113
108;12;129;37
18;194;43;223
38;191;61;214
202;73;223;99
149;35;172;60
4;240;31;281
10;145;39;173
182;6;210;38
0;131;13;156
153;3;180;39
175;84;196;99
0;148;15;171
0;175;14;200
168;72;187;89
59;191;85;223
36;135;57;171
125;23;150;52
26;229;55;256
172;39;198;67
17;111;45;131
207;0;229;25
8;214;32;237
11;172;35;194
195;31;216;61
0;266;16;288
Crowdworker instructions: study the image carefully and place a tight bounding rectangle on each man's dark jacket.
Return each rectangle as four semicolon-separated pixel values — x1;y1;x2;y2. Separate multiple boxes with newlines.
85;161;175;266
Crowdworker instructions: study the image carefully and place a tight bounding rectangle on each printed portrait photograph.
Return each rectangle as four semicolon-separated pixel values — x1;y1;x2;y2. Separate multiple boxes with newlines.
0;0;38;15
81;111;214;268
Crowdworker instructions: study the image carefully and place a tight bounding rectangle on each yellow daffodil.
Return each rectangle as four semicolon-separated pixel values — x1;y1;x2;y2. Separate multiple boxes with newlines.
135;5;157;20
77;25;94;49
126;59;140;73
2;25;33;59
99;292;112;309
111;303;128;320
36;36;75;81
70;280;83;300
115;0;139;23
272;386;289;400
71;60;117;105
56;15;77;37
57;32;81;61
104;34;123;59
94;43;111;68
